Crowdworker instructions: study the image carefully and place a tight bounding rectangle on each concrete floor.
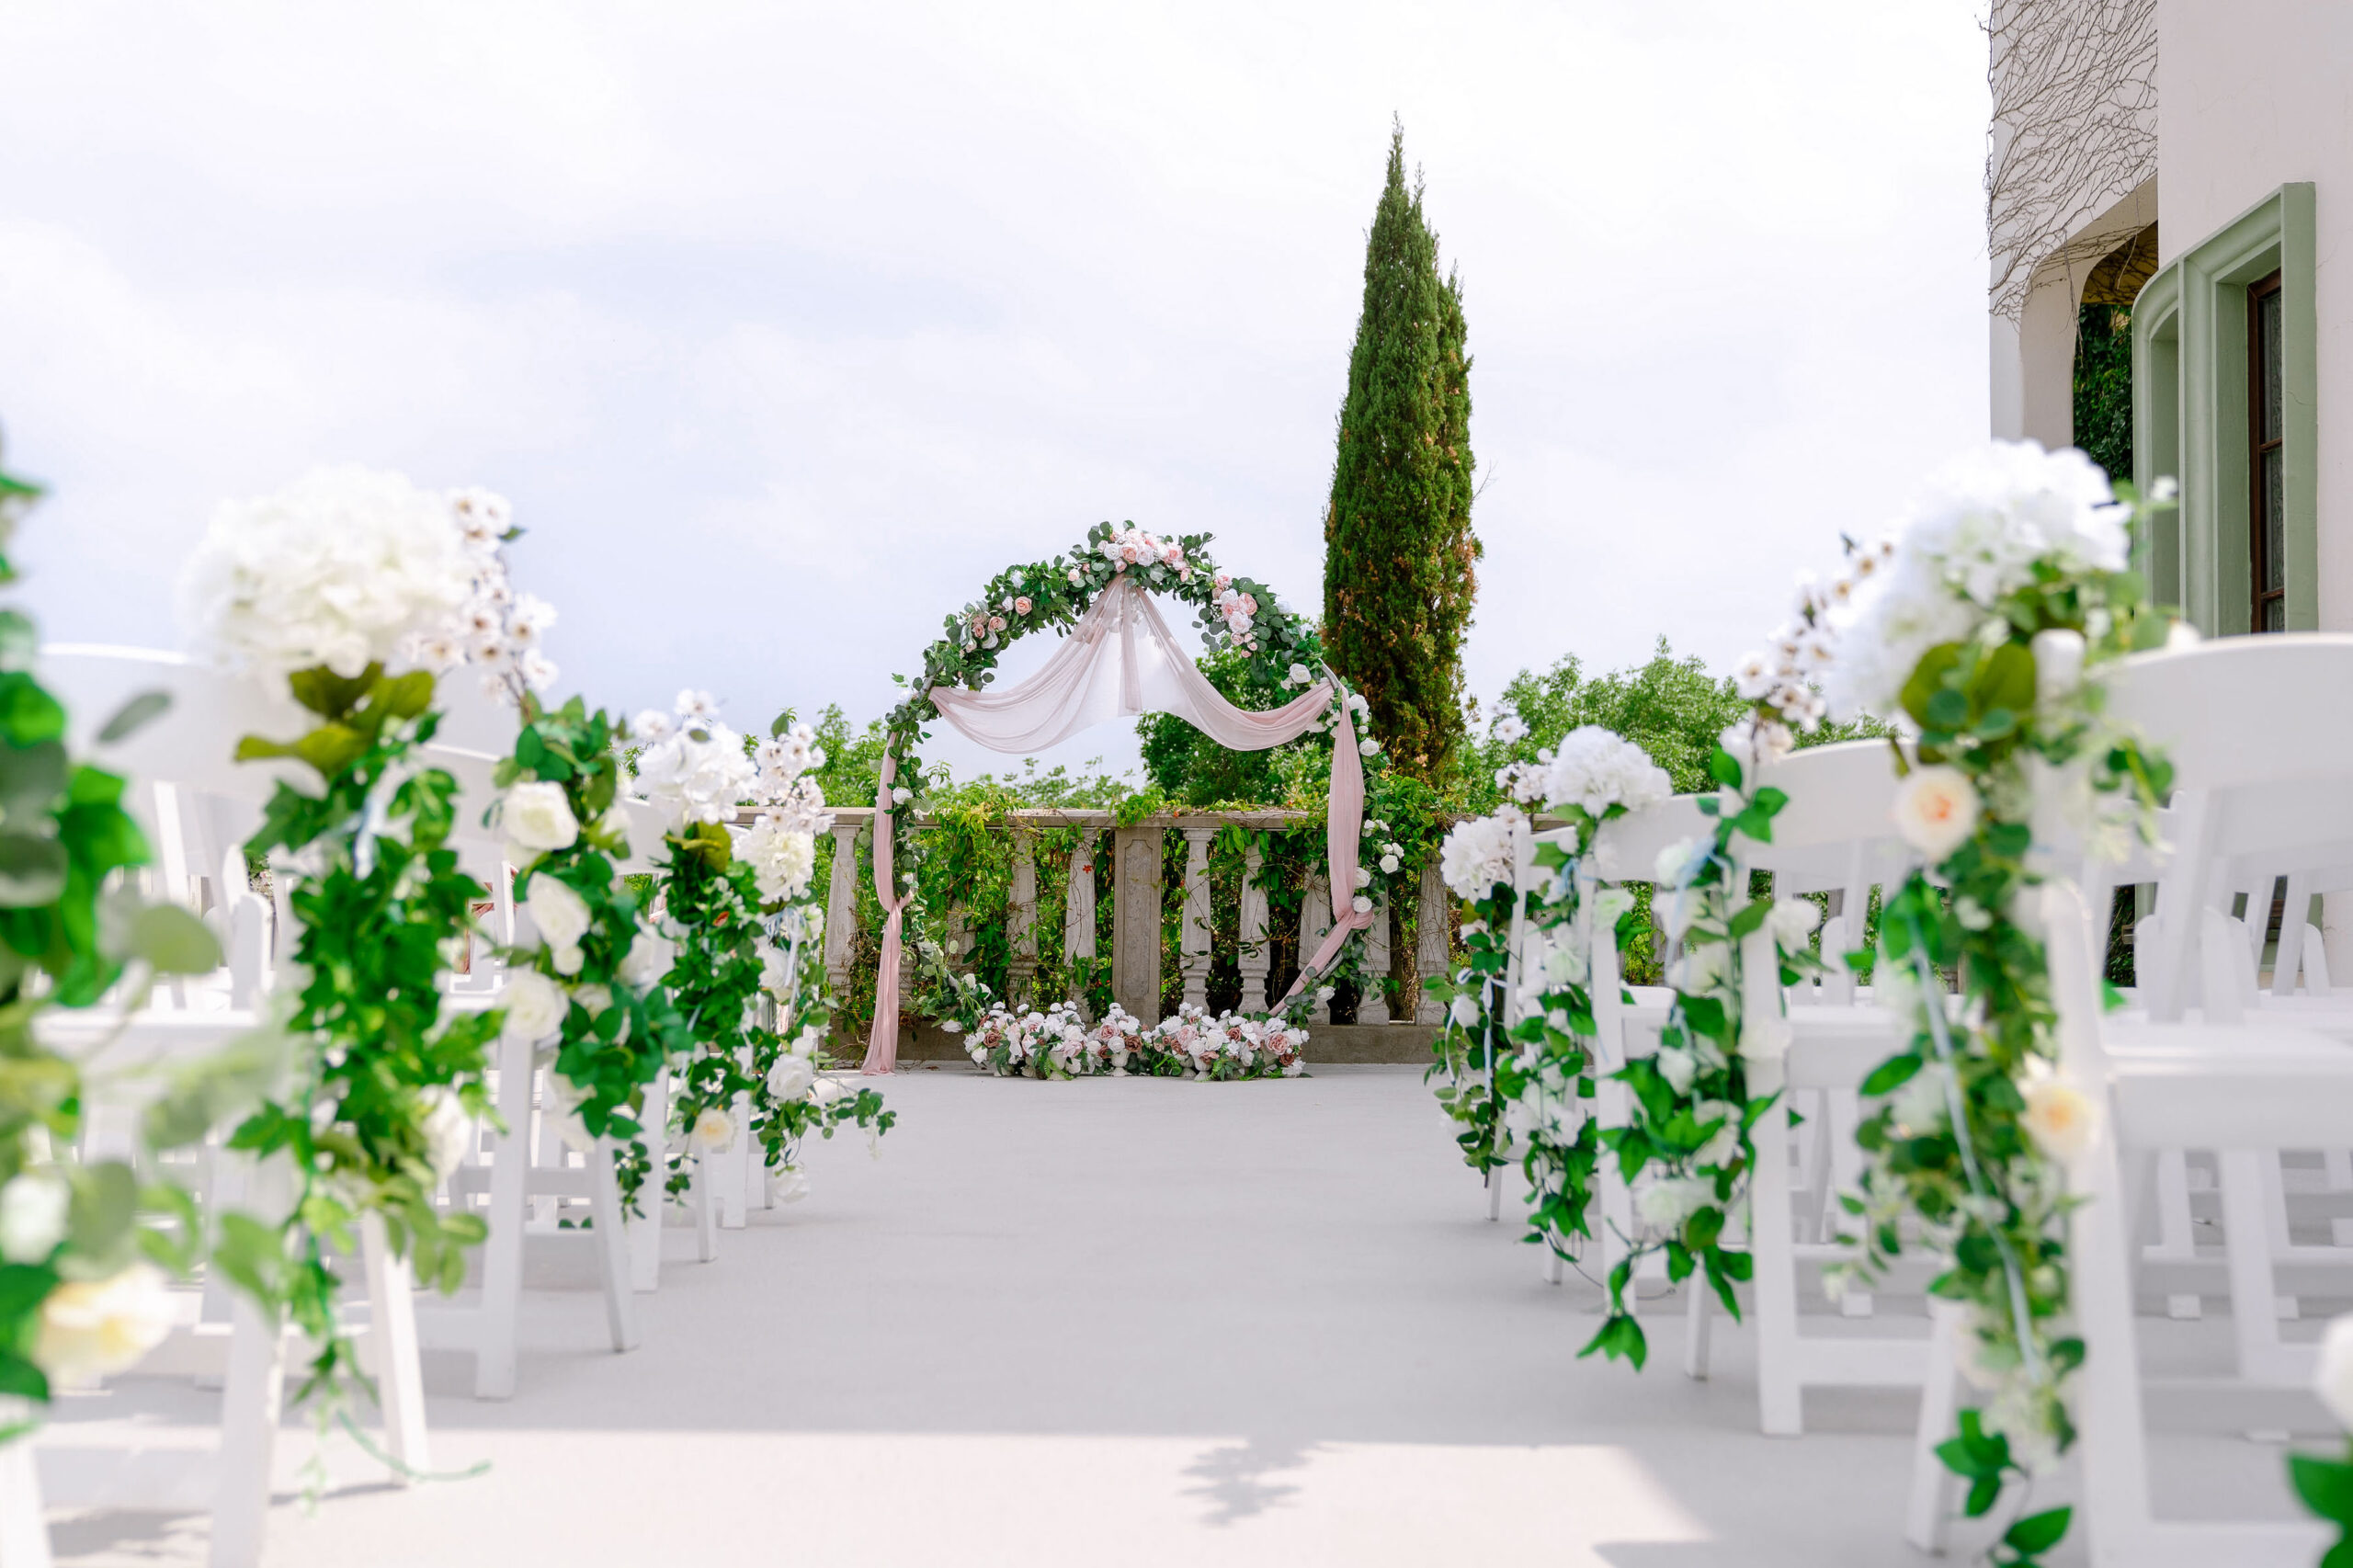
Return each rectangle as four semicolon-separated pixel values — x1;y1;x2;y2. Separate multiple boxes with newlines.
33;1065;2330;1566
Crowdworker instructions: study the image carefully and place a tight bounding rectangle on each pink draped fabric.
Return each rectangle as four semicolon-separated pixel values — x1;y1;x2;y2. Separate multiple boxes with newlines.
862;572;1369;1073
1274;695;1374;1006
858;752;917;1074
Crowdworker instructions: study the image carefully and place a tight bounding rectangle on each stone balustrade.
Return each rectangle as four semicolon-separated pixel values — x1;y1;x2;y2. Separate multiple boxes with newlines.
806;807;1459;1056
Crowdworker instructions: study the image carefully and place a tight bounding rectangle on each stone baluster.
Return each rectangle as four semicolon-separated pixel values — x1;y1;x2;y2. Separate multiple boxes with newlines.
823;819;863;1005
1007;827;1038;1006
1238;835;1270;1014
1360;888;1392;1024
1299;866;1334;1024
1415;855;1449;1024
1111;824;1165;1025
1179;825;1214;1011
1065;826;1099;1019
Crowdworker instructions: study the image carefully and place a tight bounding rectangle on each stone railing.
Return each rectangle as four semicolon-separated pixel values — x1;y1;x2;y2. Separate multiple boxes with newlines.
812;807;1454;1031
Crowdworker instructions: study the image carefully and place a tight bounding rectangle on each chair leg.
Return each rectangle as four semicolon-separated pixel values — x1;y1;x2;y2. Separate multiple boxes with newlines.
472;1033;532;1401
1904;1301;1965;1553
1748;1074;1802;1435
629;1073;669;1294
716;1095;750;1231
1485;1166;1504;1222
0;1398;53;1568
1683;1278;1712;1381
209;1293;288;1568
2219;1148;2302;1383
589;1141;640;1353
691;1152;718;1264
1542;1248;1564;1286
358;1213;431;1478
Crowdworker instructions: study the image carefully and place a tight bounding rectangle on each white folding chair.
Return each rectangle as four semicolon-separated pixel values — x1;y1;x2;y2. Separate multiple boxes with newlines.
1908;878;2336;1564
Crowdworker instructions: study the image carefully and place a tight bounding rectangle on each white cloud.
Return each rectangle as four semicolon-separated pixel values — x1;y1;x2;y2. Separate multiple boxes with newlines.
0;0;1991;772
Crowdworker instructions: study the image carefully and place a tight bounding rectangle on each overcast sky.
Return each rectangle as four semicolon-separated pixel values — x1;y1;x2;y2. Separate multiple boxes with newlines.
0;0;1991;779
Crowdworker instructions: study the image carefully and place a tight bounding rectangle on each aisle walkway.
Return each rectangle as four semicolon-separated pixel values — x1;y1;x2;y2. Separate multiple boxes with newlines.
37;1067;2297;1565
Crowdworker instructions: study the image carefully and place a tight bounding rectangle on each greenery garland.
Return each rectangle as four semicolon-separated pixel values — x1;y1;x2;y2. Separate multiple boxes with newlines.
1834;486;2173;1566
492;696;688;1208
0;456;254;1430
222;663;502;1404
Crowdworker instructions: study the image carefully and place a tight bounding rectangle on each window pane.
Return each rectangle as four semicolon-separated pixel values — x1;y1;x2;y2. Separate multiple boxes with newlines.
2265;448;2285;592
2261;287;2283;443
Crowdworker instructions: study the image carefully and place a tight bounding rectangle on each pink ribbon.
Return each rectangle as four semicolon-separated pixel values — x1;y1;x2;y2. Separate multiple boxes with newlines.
859;751;915;1074
1275;694;1374;1006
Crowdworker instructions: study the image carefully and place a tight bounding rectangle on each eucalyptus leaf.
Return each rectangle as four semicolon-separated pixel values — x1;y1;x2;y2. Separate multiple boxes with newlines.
96;689;172;744
0;832;67;905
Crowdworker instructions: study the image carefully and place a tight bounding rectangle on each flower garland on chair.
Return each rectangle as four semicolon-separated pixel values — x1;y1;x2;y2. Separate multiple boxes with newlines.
631;695;890;1202
1424;730;1671;1259
185;468;513;1409
1822;443;2174;1566
0;455;257;1431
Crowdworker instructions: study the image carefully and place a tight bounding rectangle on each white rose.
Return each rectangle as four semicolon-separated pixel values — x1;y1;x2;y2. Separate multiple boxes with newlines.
1634;1176;1713;1231
790;1025;823;1059
418;1087;473;1180
0;1170;70;1264
1288;663;1311;685
767;1054;816;1103
1379;853;1400;874
1767;897;1823;951
2030;627;2087;707
688;1107;735;1155
891;787;913;806
2315;1313;2353;1430
572;983;613;1016
1359;738;1381;756
1891;765;1980;861
500;969;569;1046
1737;1013;1792;1063
501;781;579;854
1655;1045;1698;1096
769;1166;810;1204
2020;1074;2098;1163
35;1264;176;1385
1653;837;1700;889
527;874;593;954
1351;895;1372;915
1448;994;1481;1028
542;1072;598;1153
620;930;669;989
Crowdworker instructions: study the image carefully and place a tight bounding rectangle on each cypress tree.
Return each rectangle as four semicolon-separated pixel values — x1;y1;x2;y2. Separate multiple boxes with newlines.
1323;121;1478;782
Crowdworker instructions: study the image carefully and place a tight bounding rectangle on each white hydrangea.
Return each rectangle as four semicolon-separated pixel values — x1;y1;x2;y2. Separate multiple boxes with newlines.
1827;440;2127;719
181;467;482;682
633;719;757;829
1534;726;1673;819
1439;809;1520;900
739;814;817;903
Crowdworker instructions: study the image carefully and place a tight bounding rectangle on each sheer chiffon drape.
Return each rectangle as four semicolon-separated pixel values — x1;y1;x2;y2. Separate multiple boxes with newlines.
862;575;1370;1073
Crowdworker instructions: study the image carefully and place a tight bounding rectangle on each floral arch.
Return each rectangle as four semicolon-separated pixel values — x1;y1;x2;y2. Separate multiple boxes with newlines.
859;521;1397;1071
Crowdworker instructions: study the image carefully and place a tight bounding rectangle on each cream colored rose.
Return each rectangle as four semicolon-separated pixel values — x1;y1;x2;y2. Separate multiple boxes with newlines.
768;1165;810;1204
501;781;579;854
0;1169;70;1264
2315;1313;2353;1430
419;1086;473;1179
1891;765;1980;861
767;1054;815;1102
2029;628;2086;707
527;874;592;955
2020;1074;2098;1163
500;969;569;1046
619;930;669;989
688;1106;735;1155
36;1264;176;1385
